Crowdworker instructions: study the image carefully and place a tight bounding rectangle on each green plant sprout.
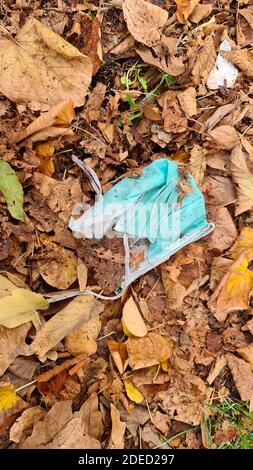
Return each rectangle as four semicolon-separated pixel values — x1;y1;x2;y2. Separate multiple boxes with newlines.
118;65;176;127
204;397;253;449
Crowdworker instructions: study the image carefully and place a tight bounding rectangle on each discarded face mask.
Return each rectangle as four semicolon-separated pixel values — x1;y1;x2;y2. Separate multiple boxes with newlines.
49;157;214;303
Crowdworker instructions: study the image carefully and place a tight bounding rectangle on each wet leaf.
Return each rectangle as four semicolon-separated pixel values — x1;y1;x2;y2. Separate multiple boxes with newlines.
0;160;25;222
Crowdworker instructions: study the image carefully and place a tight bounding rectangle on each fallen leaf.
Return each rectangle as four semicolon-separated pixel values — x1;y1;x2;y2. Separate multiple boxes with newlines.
152;410;170;433
209;125;239;150
15;99;75;143
109;403;126;449
231;144;253;215
207;207;238;252
78;396;103;440
33;172;83;224
0;324;31;376
228;227;253;259
77;258;88;292
188;144;206;185
107;340;129;375
158;374;212;425
37;246;77;290
82;17;103;76
137;45;185;76
163;98;188;133
207;355;227;385
122;296;147;337
189;3;212;23
83;82;107;121
20;400;73;448
174;0;201;24
35;143;55;177
213;421;238;447
0;160;25;222
204;175;237;206
177;87;198;117
192;35;216;85
209;248;253;321
222;48;253;77
238;343;253;371
65;314;101;355
237;7;253;46
36;354;87;382
0;19;92;110
127;332;173;370
0;384;19;412
205;104;235;132
30;295;101;358
0;288;48;328
10;407;45;443
227;354;253;401
124;379;144;404
122;0;168;47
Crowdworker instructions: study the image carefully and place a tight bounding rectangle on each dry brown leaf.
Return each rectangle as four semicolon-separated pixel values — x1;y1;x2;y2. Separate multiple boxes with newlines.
209;125;239;150
136;45;185;76
77;258;88;292
209;248;253;321
227;354;253;401
82;17;103;76
222;48;253;77
78;396;103;440
15;99;75;143
37;246;77;290
189;3;213;23
163;98;188;133
122;296;147;337
0;324;31;376
107;340;129;375
0;19;92;111
122;0;168;47
174;0;201;23
21;400;73;448
33;172;83;224
188;145;206;185
158;374;212;425
228;227;253;259
30;295;101;359
192;35;216;85
65;314;101;356
207;207;238;252
237;7;253;46
177;87;198;117
207;355;227;385
204;176;237;207
10;407;45;444
231;144;253;215
205;104;235;132
83;82;106;121
238;343;253;371
127;332;173;370
35;143;55;177
109;403;126;449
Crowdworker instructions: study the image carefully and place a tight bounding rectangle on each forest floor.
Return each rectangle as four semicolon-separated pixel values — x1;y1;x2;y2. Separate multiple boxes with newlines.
1;0;253;450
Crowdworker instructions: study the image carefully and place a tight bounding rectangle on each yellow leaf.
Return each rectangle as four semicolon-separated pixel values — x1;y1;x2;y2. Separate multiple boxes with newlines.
122;296;147;338
174;0;201;23
121;318;133;337
0;288;48;328
0;385;19;411
229;227;253;260
161;359;170;372
0;19;92;111
124;380;144;404
35;143;55;177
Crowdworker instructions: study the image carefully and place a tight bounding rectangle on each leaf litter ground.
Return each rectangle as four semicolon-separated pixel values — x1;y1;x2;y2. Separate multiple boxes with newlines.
1;0;253;450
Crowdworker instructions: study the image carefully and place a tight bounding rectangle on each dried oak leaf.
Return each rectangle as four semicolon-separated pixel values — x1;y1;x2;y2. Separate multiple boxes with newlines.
191;35;216;85
157;374;212;426
136;45;185;76
15;99;75;143
126;332;173;370
222;48;253;77
0;19;92;111
122;0;168;47
231;144;253;215
30;295;102;359
227;354;253;401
